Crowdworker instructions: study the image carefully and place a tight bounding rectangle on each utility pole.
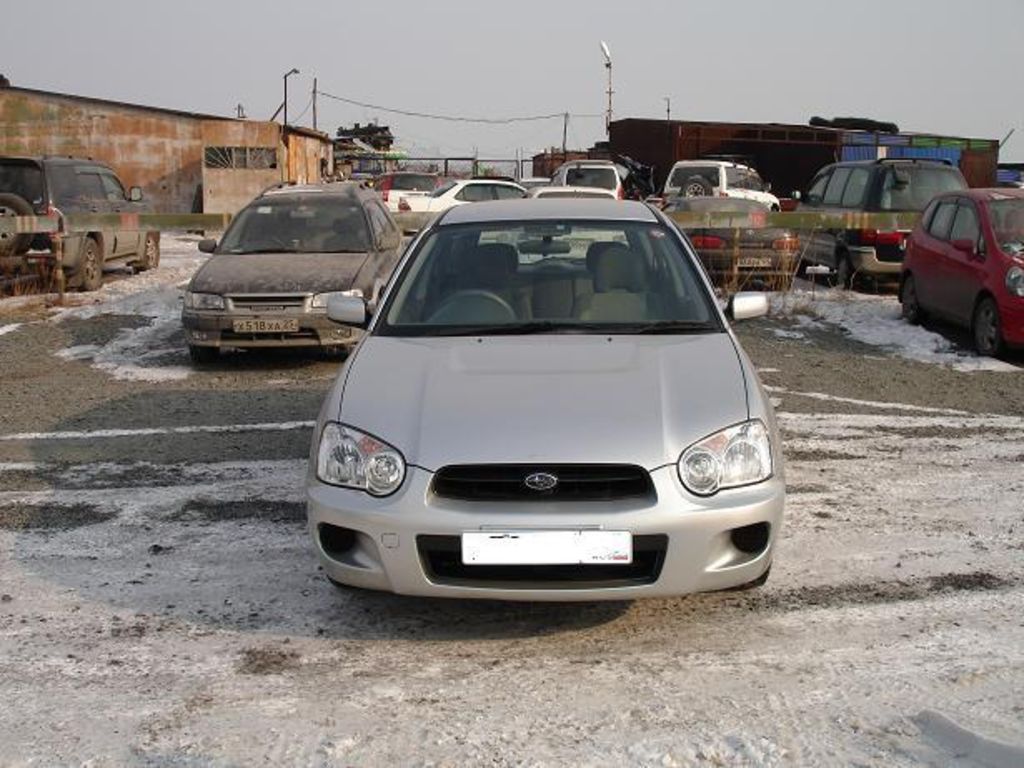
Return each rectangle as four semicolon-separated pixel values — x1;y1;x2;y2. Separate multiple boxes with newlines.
236;103;246;119
562;112;569;159
601;41;613;138
665;97;671;123
312;77;318;131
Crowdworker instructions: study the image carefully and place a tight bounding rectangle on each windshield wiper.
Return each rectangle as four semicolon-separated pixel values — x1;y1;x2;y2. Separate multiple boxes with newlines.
431;321;572;337
633;320;716;334
227;247;303;255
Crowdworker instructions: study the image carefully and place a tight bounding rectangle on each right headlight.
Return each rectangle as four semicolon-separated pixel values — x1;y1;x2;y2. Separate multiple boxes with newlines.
184;291;225;310
316;422;406;496
1006;266;1024;297
678;420;773;496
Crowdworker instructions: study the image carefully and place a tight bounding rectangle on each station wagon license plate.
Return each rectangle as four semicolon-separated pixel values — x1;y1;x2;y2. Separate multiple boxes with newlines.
461;530;632;565
737;256;772;269
232;318;299;333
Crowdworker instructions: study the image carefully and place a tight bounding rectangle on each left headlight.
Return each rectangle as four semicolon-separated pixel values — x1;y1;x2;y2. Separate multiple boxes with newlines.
1006;266;1024;297
184;291;225;310
316;422;405;496
678;420;772;496
311;288;363;309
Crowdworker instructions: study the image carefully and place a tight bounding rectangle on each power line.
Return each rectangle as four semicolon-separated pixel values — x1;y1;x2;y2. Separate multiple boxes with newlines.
316;88;601;125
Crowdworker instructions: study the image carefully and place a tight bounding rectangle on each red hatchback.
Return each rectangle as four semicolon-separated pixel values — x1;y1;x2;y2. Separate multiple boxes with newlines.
900;189;1024;356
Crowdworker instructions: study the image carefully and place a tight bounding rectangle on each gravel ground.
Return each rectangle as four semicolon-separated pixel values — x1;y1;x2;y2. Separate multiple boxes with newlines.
0;239;1022;766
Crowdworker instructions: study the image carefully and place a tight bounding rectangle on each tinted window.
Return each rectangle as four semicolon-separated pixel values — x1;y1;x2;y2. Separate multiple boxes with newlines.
949;203;980;243
218;197;370;254
669;165;721;189
565;167;618;190
455;184;493;202
805;171;830;203
390;174;437;192
99;172;126;202
380;220;718;334
0;161;43;204
823;167;852;205
841;168;870;207
493;184;526;200
928;201;958;240
879;166;967;211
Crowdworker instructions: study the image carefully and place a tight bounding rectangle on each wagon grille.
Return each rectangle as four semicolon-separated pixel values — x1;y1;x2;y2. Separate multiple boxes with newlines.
432;464;654;502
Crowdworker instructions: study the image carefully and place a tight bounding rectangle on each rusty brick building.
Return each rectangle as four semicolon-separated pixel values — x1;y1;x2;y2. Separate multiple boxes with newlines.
0;85;333;214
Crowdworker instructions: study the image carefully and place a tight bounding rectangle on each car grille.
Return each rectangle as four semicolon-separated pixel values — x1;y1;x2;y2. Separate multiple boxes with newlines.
417;534;668;589
432;464;655;502
228;294;307;311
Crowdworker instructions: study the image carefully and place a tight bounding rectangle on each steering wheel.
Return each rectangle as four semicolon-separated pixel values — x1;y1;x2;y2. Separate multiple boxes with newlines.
427;290;516;324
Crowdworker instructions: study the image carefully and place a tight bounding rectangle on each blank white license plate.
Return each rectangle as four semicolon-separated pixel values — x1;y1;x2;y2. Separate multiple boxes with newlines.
461;530;632;566
232;318;299;333
737;256;772;268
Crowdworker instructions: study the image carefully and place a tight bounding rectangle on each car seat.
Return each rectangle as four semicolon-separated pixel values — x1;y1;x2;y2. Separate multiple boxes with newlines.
575;244;652;322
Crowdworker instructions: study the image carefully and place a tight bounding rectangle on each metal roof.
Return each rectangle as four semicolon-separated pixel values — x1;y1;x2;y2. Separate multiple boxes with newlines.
439;199;658;225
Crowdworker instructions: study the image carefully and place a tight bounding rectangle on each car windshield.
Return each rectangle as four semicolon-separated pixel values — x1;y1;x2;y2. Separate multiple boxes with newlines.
565;167;618;190
989;199;1024;251
218;197;370;254
0;161;44;204
878;166;966;211
390;174;437;191
669;166;721;189
378;219;719;336
431;180;458;198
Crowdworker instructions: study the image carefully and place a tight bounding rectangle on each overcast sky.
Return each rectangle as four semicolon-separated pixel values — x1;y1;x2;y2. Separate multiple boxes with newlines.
3;0;1022;160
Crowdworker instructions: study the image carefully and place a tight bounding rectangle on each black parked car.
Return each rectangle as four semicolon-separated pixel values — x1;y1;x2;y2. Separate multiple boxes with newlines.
182;182;404;363
795;158;967;287
0;156;159;290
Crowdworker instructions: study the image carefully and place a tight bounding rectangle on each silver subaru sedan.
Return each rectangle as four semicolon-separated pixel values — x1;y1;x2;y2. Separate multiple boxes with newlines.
306;199;784;601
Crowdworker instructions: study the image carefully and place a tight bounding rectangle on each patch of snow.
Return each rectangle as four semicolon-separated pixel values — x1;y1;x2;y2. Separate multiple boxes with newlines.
772;328;806;340
0;323;22;337
772;288;1020;372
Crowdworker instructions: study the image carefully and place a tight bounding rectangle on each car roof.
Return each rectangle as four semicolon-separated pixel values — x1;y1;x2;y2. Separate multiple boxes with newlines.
672;159;746;169
439;198;657;225
530;185;617;197
936;188;1024;202
260;181;371;199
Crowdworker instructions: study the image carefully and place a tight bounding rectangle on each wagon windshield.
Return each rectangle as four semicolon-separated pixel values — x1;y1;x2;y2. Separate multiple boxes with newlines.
378;220;720;336
989;199;1024;251
218;198;370;254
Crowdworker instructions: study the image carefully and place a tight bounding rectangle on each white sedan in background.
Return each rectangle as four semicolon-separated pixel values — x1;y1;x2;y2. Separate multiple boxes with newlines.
398;178;526;214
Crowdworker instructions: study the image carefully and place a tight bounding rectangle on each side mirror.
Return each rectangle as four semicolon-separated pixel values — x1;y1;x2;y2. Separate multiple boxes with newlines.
128;186;143;202
951;238;976;256
198;238;217;254
726;292;769;322
327;294;368;327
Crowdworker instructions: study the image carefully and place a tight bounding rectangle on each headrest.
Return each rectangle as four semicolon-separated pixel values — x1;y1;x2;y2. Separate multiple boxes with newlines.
585;241;617;271
592;244;645;292
454;242;518;288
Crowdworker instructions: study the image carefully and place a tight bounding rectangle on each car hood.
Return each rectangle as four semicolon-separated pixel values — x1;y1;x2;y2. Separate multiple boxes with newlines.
336;334;749;471
190;252;369;294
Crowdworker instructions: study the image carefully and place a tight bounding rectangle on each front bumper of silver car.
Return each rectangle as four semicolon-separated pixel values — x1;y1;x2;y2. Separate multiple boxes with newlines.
306;465;784;601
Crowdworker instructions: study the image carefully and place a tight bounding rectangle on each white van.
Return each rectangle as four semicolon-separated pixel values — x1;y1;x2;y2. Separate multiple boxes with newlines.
663;160;780;210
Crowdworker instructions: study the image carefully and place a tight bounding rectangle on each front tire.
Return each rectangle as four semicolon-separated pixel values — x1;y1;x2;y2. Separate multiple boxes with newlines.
188;344;219;364
77;237;103;292
972;297;1005;357
900;274;924;325
136;232;160;271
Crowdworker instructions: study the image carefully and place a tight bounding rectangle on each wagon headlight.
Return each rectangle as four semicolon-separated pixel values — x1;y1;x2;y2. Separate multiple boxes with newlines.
184;291;225;310
311;288;362;310
316;422;405;496
678;420;772;496
1006;266;1024;297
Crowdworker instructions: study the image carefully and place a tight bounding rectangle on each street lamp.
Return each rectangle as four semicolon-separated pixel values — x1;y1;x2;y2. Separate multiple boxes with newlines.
283;68;300;126
600;41;612;137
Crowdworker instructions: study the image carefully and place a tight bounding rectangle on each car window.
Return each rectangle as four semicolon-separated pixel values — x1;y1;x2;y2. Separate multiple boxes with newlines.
805;171;830;204
989;199;1024;252
823;167;852;206
74;169;106;202
879;166;967;211
928;201;958;240
565;167;618;190
99;172;126;202
455;184;493;202
218;197;371;254
841;168;870;208
949;203;980;244
379;220;719;334
669;165;721;190
493;184;525;200
390;174;437;192
0;161;44;204
431;180;458;198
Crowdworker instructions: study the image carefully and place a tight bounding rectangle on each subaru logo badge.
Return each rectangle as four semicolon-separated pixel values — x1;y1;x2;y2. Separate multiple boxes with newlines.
524;472;558;492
